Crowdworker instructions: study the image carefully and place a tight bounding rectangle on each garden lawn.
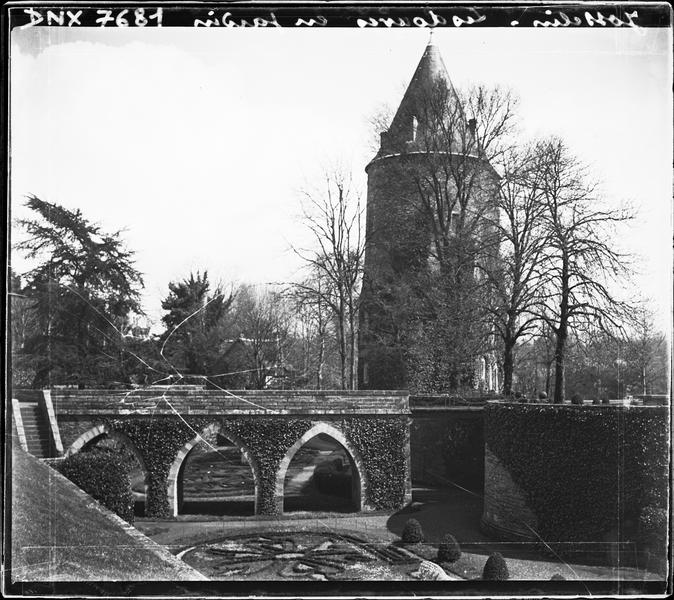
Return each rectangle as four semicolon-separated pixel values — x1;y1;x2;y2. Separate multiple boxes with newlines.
10;444;205;581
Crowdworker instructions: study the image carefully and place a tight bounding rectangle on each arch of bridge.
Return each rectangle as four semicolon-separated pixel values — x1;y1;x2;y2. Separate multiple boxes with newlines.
64;423;151;495
166;422;262;517
274;421;368;511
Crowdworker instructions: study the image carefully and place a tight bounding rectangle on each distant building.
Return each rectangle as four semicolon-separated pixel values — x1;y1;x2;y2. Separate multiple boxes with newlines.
358;41;500;393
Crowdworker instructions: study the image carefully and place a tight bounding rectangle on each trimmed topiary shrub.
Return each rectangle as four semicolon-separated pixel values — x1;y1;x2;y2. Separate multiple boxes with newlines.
482;552;509;580
550;573;565;580
401;518;424;544
58;448;134;523
437;533;461;563
571;393;583;405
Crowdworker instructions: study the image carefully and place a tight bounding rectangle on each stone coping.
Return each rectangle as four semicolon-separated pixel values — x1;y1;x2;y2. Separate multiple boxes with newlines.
487;400;668;409
45;388;409;396
48;389;411;416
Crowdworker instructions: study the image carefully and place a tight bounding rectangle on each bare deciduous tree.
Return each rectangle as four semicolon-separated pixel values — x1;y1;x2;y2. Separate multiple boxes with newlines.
533;138;634;403
294;170;366;390
291;270;333;389
627;303;668;396
235;285;293;389
484;146;550;395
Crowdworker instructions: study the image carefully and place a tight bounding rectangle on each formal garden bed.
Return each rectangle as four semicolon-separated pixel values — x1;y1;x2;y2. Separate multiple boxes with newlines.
176;530;428;581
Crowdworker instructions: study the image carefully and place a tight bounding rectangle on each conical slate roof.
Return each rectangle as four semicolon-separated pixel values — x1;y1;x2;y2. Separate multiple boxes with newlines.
378;41;467;157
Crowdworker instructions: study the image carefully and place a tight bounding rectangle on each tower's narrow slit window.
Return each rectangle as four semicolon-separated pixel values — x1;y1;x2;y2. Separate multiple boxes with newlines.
411;116;418;142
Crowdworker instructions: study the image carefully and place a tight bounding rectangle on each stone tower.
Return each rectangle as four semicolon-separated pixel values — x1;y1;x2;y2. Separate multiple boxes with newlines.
358;41;500;392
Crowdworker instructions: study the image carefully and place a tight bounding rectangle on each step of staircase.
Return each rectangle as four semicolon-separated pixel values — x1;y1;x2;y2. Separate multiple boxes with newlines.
18;402;54;459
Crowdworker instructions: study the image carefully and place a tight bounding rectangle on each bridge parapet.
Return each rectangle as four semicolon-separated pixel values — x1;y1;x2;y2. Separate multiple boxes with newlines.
49;388;410;416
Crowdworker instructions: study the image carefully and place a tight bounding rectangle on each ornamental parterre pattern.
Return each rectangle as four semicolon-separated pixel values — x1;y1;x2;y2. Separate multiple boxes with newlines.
178;531;421;580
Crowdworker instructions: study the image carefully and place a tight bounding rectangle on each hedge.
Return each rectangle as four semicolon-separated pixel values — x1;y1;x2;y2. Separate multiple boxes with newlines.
484;403;669;554
58;448;135;523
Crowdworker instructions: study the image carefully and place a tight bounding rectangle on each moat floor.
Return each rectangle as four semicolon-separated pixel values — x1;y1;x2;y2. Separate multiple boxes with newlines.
135;487;660;581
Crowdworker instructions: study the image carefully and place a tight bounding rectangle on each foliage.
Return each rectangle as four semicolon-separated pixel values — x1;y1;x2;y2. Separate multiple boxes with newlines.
159;271;241;387
342;418;408;509
482;552;509;580
106;417;204;517
101;415;408;517
570;393;582;405
484;403;669;555
160;271;235;382
14;196;144;388
638;505;668;561
58;448;134;523
437;534;461;563
9;270;38;387
442;418;484;490
401;519;424;544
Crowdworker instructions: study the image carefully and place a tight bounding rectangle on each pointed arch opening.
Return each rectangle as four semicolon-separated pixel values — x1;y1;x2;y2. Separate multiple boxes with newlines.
276;423;366;513
167;423;259;517
65;424;149;517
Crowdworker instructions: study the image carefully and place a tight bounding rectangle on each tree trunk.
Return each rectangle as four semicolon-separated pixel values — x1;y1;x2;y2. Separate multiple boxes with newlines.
337;307;347;390
553;254;570;404
502;337;515;396
348;303;357;390
316;334;325;390
553;326;567;403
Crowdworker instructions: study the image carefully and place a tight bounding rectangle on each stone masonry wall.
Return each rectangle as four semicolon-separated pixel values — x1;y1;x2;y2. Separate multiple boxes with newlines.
481;447;538;540
410;406;484;488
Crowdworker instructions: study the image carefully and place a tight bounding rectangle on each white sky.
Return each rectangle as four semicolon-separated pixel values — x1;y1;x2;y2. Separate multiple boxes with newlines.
9;26;672;331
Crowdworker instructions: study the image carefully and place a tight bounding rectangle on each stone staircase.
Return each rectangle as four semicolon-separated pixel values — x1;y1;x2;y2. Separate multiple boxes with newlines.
16;402;54;458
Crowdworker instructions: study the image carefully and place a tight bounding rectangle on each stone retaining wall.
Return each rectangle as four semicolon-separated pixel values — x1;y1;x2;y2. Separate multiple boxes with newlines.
409;405;484;488
480;447;538;540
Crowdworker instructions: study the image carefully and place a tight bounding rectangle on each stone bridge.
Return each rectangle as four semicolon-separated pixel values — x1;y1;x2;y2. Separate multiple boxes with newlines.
45;388;411;518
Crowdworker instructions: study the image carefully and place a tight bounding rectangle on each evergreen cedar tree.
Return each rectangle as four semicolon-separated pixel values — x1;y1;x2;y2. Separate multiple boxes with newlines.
15;196;144;388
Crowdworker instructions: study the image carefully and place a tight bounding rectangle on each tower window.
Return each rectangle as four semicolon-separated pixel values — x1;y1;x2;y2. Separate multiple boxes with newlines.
450;211;460;234
411;116;418;142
